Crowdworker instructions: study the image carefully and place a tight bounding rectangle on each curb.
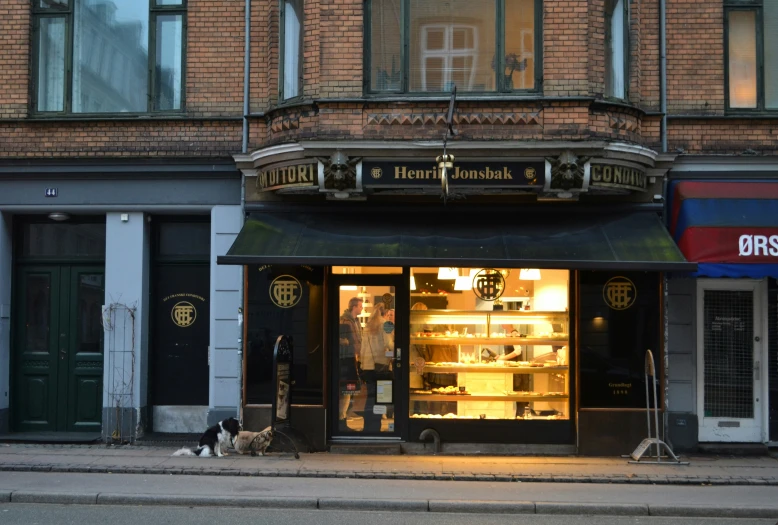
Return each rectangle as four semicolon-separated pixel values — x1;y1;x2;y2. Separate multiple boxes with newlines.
0;464;775;486
97;493;319;509
4;491;778;518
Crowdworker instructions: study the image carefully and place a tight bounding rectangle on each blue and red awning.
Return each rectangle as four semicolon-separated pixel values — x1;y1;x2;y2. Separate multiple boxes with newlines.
669;180;778;278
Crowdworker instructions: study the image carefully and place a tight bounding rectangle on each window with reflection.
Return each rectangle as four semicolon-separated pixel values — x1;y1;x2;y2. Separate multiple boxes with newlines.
726;0;778;110
33;0;186;114
368;0;541;93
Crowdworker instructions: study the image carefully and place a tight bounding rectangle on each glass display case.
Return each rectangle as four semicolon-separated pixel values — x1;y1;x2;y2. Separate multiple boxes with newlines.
409;309;570;421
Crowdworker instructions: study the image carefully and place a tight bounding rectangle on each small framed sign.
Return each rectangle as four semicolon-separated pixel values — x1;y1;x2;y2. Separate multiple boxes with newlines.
45;188;58;197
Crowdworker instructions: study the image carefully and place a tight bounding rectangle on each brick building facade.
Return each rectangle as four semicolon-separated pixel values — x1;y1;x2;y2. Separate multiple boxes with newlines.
0;0;775;453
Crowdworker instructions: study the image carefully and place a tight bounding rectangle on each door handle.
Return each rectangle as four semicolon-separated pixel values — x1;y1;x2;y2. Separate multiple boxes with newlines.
60;349;67;360
395;348;402;369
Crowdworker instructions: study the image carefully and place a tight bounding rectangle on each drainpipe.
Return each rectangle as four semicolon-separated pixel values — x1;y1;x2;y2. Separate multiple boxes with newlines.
238;0;251;425
242;0;251;155
660;0;667;153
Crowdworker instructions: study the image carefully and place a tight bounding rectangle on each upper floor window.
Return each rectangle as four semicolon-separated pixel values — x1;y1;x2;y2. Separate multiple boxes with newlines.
33;0;186;115
367;0;541;94
605;0;628;99
726;0;778;110
280;0;304;100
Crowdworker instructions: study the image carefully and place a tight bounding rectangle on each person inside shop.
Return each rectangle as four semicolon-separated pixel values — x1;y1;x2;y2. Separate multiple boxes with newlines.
338;297;363;427
361;301;392;432
495;324;532;418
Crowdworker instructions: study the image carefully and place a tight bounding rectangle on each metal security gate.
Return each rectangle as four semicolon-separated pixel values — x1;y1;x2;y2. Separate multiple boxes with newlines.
697;279;766;442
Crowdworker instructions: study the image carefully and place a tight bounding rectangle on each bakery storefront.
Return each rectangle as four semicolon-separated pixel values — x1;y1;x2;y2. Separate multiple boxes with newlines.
220;150;694;455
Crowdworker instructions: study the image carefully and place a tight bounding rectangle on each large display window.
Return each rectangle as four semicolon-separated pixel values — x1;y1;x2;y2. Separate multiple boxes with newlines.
408;268;570;421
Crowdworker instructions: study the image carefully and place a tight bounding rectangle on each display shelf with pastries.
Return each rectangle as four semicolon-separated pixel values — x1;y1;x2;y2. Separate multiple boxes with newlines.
409;308;570;421
413;362;569;374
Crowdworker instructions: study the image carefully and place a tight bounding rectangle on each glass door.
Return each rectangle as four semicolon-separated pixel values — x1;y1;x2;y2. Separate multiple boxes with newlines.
330;275;407;439
697;279;765;442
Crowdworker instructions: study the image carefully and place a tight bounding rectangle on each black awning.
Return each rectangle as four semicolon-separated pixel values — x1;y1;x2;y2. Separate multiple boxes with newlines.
218;207;695;271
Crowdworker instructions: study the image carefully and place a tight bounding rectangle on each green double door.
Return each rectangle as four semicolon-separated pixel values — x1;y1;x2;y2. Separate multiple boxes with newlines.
12;266;105;432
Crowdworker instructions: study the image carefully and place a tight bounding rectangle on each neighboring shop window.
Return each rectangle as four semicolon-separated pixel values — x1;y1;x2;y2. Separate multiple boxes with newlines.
578;271;660;409
245;266;324;405
33;0;186;114
368;0;541;93
605;0;628;100
725;0;778;110
280;0;304;100
408;268;570;421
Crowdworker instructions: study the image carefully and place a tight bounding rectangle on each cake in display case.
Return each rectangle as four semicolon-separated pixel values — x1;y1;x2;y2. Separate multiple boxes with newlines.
409;309;569;421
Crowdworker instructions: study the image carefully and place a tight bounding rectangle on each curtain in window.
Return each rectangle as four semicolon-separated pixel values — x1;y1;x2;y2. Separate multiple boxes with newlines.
609;0;626;99
283;0;302;99
37;17;66;112
155;14;184;111
728;10;757;109
72;0;149;113
371;0;402;91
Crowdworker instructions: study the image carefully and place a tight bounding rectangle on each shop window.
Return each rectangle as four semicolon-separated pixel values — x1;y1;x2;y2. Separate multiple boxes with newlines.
605;0;628;100
409;268;570;421
368;0;541;93
33;0;186;114
725;0;778;110
578;271;660;409
280;0;304;100
245;266;324;405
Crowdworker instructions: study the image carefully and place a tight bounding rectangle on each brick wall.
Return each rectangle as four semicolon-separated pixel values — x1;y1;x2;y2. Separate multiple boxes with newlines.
544;0;589;97
665;0;724;113
0;1;31;120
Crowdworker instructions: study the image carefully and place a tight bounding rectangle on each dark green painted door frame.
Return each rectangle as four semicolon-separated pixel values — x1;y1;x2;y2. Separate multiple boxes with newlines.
12;265;104;432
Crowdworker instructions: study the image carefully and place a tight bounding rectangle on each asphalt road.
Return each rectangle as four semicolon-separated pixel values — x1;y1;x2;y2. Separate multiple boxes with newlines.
0;504;776;525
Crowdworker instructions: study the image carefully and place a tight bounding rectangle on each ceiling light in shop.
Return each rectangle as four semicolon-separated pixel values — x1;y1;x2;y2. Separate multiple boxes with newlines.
519;268;541;280
341;285;357;291
454;276;472;291
437;267;458;280
410;275;416;290
48;212;70;222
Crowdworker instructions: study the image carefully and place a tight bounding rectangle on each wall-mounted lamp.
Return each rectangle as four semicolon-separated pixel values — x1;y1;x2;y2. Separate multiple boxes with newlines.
48;212;70;222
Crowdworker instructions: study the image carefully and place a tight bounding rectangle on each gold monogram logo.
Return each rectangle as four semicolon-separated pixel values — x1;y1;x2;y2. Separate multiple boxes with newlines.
603;277;637;310
473;269;505;301
524;167;537;180
270;275;302;308
370;167;383;179
172;301;197;327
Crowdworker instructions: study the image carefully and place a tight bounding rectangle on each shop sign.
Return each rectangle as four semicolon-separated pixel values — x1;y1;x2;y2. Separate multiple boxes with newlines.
270;275;303;308
590;163;647;192
602;276;636;310
257;162;317;192
163;292;207;327
362;159;544;188
680;228;778;263
739;234;778;257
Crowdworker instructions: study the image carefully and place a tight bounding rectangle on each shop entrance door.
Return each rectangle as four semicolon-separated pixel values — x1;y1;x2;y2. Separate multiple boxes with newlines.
330;275;406;439
697;279;766;442
12;266;105;432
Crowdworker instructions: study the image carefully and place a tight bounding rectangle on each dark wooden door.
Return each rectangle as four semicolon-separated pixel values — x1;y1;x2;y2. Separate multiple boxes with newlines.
151;264;210;405
13;266;104;432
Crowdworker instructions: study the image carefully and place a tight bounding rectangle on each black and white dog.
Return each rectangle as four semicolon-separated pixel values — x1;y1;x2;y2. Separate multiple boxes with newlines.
173;417;240;457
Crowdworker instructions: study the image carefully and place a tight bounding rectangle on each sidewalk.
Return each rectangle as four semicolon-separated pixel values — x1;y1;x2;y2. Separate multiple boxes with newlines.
1;442;778;486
